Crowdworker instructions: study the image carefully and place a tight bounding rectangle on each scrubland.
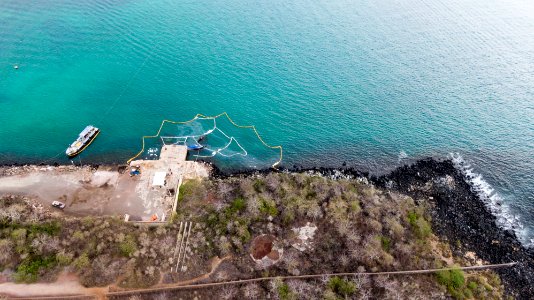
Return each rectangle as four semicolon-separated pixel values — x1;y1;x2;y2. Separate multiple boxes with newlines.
0;172;504;299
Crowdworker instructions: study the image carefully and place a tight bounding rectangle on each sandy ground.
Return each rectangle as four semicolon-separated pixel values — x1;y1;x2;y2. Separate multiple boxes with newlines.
0;166;160;220
0;272;92;297
0;157;209;221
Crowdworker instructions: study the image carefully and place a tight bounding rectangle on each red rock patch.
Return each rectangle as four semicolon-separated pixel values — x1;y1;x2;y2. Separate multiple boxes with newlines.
251;234;275;259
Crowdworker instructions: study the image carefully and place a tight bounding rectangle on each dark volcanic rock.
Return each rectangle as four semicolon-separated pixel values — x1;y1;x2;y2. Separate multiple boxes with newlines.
374;158;534;299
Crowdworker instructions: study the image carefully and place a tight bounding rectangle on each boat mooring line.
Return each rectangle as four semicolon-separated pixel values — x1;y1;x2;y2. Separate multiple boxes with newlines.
96;45;156;125
35;150;65;166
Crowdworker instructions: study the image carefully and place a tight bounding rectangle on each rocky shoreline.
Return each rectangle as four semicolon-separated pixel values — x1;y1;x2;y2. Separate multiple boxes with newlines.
373;158;534;299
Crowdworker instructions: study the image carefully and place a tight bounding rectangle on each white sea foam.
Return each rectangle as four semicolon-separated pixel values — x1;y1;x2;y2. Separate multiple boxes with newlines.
450;153;531;247
398;150;408;163
147;147;159;159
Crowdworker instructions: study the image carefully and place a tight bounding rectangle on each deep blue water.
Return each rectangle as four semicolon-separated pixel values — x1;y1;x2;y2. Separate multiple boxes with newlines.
0;0;533;245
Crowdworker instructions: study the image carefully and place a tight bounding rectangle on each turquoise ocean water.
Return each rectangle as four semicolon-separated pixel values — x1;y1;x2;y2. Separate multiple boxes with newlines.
0;0;533;245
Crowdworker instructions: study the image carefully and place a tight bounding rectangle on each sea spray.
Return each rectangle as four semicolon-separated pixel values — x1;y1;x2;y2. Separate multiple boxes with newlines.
450;153;531;248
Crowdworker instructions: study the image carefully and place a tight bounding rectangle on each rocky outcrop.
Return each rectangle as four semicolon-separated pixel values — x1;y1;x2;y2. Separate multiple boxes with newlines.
374;158;534;299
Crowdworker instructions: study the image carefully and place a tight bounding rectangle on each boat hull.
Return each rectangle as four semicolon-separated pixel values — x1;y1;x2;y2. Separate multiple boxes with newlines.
66;127;100;157
187;144;204;151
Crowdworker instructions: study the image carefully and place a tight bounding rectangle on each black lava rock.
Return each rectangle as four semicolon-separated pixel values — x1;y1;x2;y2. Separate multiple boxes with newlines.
374;158;534;299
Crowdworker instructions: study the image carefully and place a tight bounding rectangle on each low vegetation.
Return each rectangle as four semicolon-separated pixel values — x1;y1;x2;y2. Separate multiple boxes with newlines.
325;276;357;299
0;172;505;299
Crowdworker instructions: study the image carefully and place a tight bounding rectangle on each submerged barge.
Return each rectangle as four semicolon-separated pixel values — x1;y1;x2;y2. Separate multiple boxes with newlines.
66;125;100;157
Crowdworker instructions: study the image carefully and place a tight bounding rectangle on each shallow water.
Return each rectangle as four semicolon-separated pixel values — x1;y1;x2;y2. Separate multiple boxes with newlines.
0;0;533;245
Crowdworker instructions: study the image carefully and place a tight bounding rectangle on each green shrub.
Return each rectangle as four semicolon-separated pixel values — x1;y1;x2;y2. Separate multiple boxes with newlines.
407;211;432;238
305;189;317;199
449;269;465;289
467;281;478;290
225;197;246;217
29;221;61;236
204;198;250;240
119;235;137;257
436;268;466;299
282;210;295;225
206;212;220;228
407;211;418;226
259;198;278;216
487;272;501;287
380;236;391;252
11;228;27;241
56;252;73;266
14;256;56;283
253;179;265;192
11;228;28;254
328;197;348;221
327;276;357;297
72;253;90;270
349;200;361;213
414;218;432;238
1;220;60;238
323;289;338;300
81;216;94;227
436;270;449;285
362;187;376;198
278;282;296;300
237;224;251;243
72;230;84;241
178;179;201;202
463;288;473;299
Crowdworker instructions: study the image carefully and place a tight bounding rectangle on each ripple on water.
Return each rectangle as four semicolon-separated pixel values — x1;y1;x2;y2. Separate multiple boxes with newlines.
0;0;533;246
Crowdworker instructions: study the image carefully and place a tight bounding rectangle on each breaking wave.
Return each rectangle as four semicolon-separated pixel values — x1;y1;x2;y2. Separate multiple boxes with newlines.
398;150;408;163
450;153;532;248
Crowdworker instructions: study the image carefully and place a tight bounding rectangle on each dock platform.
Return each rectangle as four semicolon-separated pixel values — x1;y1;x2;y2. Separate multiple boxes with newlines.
127;145;209;221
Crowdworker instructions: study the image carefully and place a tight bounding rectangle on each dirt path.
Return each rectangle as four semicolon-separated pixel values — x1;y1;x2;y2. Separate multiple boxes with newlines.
106;261;518;298
0;272;100;298
0;256;231;300
1;259;517;299
107;255;232;298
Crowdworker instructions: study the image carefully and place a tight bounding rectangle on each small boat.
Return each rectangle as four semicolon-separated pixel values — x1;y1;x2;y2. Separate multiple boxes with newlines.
66;125;100;157
187;144;204;151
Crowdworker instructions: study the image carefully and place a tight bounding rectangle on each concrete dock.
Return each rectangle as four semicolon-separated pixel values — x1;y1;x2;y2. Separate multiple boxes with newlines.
128;145;210;221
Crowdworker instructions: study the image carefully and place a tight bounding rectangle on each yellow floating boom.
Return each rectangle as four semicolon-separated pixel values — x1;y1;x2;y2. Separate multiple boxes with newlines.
126;112;283;168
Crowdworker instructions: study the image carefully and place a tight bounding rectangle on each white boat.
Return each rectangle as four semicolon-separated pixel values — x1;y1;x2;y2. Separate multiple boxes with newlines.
66;125;100;157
